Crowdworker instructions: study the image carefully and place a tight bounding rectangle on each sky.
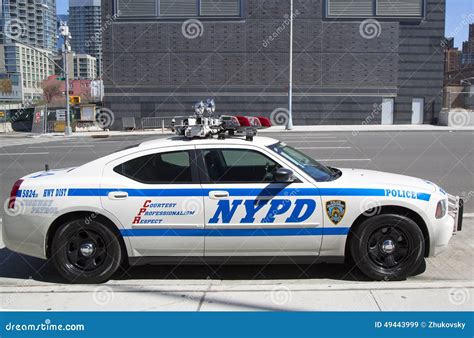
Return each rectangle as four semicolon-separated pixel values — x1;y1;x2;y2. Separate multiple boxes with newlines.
56;0;474;48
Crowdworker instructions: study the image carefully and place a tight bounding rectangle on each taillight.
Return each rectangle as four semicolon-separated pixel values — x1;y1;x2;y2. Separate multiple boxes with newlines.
435;199;447;219
9;179;23;209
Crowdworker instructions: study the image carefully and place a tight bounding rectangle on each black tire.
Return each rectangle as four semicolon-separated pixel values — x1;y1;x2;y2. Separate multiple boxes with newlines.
51;219;122;284
350;214;425;281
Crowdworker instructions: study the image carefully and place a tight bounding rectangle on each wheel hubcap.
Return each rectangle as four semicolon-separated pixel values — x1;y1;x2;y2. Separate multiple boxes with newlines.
367;226;410;269
381;239;396;254
80;242;95;257
66;229;107;272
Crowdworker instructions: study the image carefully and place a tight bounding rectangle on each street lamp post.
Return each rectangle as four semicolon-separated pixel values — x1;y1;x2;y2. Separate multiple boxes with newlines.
59;22;72;136
286;0;294;130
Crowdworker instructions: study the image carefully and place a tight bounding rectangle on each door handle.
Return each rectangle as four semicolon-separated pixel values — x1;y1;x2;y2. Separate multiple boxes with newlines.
209;191;229;200
108;191;128;200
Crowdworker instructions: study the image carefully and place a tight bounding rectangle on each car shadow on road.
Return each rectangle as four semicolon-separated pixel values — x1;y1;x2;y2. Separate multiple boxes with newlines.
113;262;371;282
0;248;371;284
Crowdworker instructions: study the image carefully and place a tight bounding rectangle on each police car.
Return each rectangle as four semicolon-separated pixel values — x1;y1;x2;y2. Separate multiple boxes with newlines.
3;105;464;283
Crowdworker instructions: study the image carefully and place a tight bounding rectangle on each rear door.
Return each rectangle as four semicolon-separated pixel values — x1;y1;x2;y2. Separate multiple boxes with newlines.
101;146;205;257
196;144;323;257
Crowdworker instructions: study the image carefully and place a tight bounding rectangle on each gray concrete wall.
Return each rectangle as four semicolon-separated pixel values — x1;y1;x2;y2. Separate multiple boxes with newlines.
102;0;446;128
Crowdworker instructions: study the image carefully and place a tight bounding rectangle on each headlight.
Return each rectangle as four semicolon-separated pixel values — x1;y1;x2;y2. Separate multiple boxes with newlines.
435;199;447;219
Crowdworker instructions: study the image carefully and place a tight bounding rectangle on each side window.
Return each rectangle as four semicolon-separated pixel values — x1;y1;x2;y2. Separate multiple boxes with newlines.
114;151;193;184
203;149;281;183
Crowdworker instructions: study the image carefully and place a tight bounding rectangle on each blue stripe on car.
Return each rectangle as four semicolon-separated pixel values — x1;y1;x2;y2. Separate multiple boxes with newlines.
120;227;350;237
65;188;430;201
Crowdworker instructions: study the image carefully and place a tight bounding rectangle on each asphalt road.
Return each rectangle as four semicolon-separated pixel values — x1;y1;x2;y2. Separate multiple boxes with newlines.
0;131;472;311
1;130;473;214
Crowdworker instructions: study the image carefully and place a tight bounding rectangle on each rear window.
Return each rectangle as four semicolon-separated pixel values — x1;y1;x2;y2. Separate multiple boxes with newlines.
113;151;193;184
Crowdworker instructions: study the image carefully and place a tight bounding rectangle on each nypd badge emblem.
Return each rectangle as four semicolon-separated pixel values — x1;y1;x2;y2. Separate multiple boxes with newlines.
326;200;346;225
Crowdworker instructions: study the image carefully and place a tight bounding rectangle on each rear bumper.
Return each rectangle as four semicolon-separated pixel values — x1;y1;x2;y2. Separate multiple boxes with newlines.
2;214;47;259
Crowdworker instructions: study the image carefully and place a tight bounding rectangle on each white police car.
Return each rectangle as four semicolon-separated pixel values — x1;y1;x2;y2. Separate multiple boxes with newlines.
3;136;463;283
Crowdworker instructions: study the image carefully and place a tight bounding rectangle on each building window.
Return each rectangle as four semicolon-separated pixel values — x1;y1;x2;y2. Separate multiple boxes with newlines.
327;0;373;17
116;0;242;18
326;0;424;18
117;0;157;17
376;0;423;16
160;0;198;16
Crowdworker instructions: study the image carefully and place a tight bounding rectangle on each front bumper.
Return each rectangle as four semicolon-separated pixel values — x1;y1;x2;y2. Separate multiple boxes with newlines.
448;194;464;233
431;195;464;256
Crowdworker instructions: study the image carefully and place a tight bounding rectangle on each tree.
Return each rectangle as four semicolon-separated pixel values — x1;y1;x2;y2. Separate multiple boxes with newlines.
42;82;62;104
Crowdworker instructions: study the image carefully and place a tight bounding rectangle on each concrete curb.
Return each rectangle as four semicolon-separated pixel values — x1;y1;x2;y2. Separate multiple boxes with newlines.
11;124;472;139
261;125;474;133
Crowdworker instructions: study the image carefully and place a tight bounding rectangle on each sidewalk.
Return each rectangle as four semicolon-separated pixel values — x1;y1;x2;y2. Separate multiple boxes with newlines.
1;282;472;311
1;123;471;140
0;218;473;311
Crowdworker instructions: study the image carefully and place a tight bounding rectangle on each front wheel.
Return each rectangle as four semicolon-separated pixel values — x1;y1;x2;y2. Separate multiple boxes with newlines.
350;214;425;281
51;219;123;284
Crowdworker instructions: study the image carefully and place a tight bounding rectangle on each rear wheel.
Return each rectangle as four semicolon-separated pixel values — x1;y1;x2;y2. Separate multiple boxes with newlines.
51;219;122;284
350;214;425;281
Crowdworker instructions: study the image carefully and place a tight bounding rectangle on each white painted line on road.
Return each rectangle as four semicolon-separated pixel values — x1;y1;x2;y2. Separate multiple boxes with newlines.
281;137;338;140
296;147;352;150
63;140;125;143
0;152;49;156
28;145;91;149
464;213;474;218
317;159;372;162
285;140;347;143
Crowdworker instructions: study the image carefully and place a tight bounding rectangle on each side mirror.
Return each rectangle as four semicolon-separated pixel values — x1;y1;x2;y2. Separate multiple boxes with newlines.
274;168;295;183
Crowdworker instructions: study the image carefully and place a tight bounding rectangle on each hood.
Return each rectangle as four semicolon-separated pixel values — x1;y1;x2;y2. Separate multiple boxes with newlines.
337;168;436;193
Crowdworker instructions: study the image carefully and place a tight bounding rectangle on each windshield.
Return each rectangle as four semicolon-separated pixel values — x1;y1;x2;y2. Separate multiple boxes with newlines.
268;142;341;182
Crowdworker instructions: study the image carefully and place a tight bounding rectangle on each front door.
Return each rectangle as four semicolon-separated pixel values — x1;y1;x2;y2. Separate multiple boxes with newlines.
197;145;323;257
101;146;205;257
